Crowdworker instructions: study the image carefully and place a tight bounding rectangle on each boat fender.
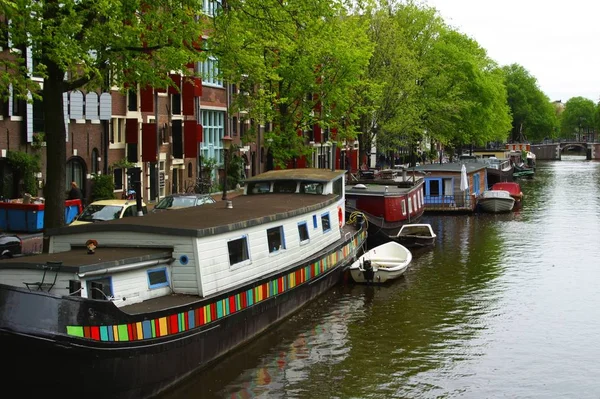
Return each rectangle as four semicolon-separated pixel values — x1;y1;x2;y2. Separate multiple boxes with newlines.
338;206;343;228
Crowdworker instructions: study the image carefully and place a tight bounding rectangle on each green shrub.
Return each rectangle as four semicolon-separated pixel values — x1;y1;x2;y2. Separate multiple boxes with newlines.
6;151;41;196
91;174;115;201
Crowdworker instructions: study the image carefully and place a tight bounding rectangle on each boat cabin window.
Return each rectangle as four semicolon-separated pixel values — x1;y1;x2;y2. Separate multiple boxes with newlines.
248;182;271;195
298;222;310;243
312;215;318;229
147;267;169;289
87;278;113;300
267;226;286;253
321;212;331;232
300;182;323;195
332;178;342;196
401;200;406;216
273;180;297;193
228;236;250;266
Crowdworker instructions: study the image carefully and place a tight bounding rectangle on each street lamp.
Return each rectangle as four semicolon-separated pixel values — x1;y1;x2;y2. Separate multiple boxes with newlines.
222;135;233;202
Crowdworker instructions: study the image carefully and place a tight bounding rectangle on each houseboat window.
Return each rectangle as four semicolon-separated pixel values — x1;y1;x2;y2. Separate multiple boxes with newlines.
401;200;406;215
228;236;250;265
332;178;342;196
87;277;113;300
312;215;318;229
300;182;323;195
298;222;310;243
321;212;331;232
147;267;169;289
248;182;271;194
428;179;441;196
267;226;286;253
273;180;297;193
408;197;413;213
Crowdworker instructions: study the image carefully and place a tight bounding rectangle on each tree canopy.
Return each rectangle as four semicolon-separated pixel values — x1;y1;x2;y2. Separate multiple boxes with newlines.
502;63;558;142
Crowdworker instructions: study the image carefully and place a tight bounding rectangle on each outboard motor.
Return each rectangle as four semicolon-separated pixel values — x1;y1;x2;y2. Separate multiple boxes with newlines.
362;259;374;283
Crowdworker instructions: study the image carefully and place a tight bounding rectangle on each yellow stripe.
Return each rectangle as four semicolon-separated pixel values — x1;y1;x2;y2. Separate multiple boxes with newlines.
159;317;168;337
136;322;144;340
112;325;119;342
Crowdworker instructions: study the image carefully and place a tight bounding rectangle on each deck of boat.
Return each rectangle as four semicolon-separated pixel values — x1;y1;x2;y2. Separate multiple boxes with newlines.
0;247;173;273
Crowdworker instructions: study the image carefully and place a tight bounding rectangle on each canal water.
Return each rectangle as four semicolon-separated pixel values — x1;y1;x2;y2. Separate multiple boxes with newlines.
161;156;600;399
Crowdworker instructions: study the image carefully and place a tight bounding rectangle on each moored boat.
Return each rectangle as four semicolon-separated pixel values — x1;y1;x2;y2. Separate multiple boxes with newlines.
345;172;425;244
349;241;412;284
389;223;436;248
478;190;515;213
491;182;523;207
0;168;367;399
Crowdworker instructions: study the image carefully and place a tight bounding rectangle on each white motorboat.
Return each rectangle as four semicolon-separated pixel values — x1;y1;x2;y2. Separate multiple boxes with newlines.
478;190;515;213
349;241;412;284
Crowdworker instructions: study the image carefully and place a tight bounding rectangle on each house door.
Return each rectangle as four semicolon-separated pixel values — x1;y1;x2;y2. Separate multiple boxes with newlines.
66;157;86;200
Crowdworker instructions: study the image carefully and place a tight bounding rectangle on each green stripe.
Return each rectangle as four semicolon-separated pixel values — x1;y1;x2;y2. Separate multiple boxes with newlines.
67;326;84;337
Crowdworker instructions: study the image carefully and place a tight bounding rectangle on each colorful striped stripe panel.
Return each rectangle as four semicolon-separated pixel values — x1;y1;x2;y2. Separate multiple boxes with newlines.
66;230;366;341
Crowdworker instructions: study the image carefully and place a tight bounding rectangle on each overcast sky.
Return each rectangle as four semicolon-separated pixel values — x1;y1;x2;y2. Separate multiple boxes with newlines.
423;0;600;104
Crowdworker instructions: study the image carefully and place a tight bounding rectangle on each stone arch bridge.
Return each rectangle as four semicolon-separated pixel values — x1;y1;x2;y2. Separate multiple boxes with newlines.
531;142;600;160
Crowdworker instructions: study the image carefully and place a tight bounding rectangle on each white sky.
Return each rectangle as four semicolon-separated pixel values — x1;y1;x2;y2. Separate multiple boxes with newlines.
423;0;600;103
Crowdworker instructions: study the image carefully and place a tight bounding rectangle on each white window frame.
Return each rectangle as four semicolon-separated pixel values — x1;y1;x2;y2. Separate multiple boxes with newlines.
109;117;126;149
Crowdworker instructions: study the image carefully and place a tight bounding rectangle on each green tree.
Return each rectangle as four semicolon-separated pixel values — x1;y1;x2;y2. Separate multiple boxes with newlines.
502;64;558;142
212;0;373;167
560;97;596;140
3;0;209;232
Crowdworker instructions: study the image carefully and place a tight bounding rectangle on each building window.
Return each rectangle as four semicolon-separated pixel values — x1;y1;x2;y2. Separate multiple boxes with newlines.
113;168;123;190
200;110;225;166
298;222;310;244
171;93;181;115
232;116;237;137
199;56;223;87
267;226;285;253
321;212;331;233
110;118;125;146
202;0;221;16
32;97;43;133
91;148;100;174
147;267;169;289
227;236;250;266
127;89;138;112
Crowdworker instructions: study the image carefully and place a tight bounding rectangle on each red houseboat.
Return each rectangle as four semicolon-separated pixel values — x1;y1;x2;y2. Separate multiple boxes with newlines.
345;170;425;244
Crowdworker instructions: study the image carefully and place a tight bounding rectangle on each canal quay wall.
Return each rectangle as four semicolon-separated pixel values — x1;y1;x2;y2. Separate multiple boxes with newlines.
531;142;600;160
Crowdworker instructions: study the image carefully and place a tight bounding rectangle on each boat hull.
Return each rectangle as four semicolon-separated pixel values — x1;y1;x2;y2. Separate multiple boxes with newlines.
348;241;412;284
0;228;366;399
479;198;515;213
349;264;408;283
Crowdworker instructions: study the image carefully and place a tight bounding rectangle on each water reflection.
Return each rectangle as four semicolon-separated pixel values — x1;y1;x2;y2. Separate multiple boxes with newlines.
162;159;600;398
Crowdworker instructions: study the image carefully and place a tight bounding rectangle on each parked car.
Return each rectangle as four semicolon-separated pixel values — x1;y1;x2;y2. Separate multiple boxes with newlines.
70;199;148;226
0;233;22;259
151;194;216;213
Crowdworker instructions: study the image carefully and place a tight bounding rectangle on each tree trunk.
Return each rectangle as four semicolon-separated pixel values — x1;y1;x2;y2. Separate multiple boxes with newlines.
42;59;67;237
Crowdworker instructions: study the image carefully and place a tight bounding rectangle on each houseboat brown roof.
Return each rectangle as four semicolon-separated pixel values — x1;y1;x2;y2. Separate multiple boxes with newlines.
48;193;340;238
244;168;346;182
415;163;487;173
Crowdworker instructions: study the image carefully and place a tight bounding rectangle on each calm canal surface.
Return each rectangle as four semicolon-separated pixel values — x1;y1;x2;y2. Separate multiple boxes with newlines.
162;157;600;399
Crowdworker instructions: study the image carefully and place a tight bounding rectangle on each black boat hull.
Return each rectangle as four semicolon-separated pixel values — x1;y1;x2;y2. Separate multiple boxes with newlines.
0;229;366;399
